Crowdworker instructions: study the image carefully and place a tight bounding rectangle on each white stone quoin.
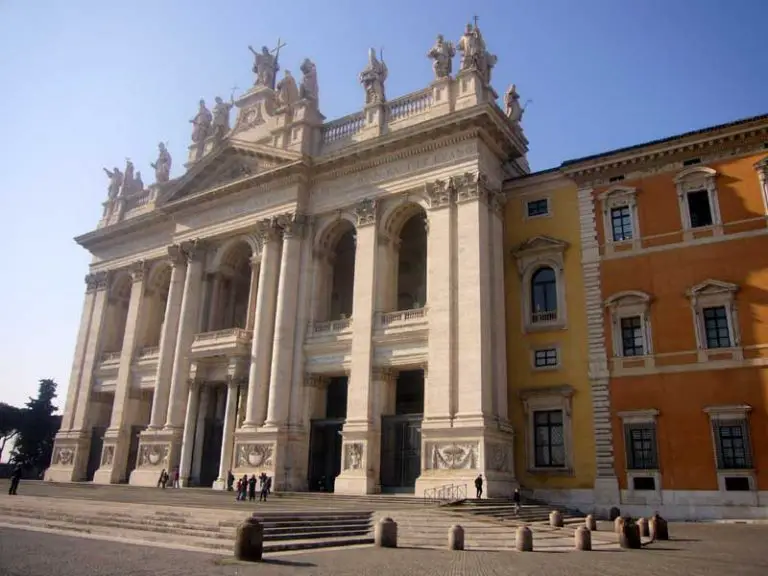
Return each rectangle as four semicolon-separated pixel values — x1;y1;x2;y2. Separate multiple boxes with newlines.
45;23;530;496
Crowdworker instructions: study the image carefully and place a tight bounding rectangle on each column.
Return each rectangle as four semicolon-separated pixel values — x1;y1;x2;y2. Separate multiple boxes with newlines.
454;173;494;422
424;180;455;425
214;378;239;488
190;385;211;483
243;220;281;428
147;246;187;429
244;257;260;331
94;262;148;484
164;240;206;430
178;381;201;486
206;273;222;331
265;215;305;427
489;193;509;423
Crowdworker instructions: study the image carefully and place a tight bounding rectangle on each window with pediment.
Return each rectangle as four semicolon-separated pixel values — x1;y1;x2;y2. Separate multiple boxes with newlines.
704;405;757;498
675;166;722;239
754;157;768;218
686;280;741;361
520;385;574;474
513;236;569;332
599;186;641;253
605;291;653;358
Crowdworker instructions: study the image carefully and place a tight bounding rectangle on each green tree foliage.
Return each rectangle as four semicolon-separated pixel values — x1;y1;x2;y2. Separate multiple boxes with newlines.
11;379;60;471
0;402;23;460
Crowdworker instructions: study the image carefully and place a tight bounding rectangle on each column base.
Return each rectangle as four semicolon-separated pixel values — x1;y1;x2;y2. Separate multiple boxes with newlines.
92;428;131;485
128;428;183;487
45;431;91;482
232;426;286;488
212;478;228;491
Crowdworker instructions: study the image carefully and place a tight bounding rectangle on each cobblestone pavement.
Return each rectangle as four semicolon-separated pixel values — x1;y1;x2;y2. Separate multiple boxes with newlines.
2;523;768;576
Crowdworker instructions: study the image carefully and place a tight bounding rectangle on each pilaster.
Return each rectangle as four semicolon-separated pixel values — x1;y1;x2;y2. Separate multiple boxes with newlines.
178;378;202;487
489;191;509;423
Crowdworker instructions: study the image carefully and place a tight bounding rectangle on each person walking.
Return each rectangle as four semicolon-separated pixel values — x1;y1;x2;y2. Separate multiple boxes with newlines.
173;468;180;489
512;487;521;515
474;474;483;499
8;465;22;495
235;477;243;501
259;474;269;502
248;475;257;502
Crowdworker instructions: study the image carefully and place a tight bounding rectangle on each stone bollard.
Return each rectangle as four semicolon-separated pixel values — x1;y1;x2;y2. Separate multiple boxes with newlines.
619;519;642;549
448;524;465;551
649;513;669;541
234;517;263;562
614;516;626;534
637;517;650;538
609;506;621;521
549;510;564;528
585;514;597;531
375;517;398;548
515;526;533;552
574;526;592;551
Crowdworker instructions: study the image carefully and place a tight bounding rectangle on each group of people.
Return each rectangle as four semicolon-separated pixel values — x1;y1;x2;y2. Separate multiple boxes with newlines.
228;470;272;502
156;468;180;489
474;474;522;514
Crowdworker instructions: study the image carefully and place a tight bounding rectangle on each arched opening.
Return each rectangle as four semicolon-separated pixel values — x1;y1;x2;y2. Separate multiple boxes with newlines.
102;274;132;353
315;220;356;322
141;264;172;349
206;242;254;331
396;211;427;311
531;266;557;323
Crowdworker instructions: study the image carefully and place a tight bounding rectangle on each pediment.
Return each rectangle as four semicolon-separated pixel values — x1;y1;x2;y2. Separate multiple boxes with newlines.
160;142;303;204
687;279;738;297
512;235;569;258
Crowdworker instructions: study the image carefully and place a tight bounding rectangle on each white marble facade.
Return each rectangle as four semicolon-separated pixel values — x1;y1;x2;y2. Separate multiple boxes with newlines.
46;28;530;496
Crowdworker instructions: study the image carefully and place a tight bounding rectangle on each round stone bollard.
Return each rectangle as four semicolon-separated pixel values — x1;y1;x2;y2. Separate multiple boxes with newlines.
585;514;597;531
375;517;398;548
619;519;642;549
637;517;650;538
448;524;465;551
649;513;669;541
234;517;264;562
609;506;621;521
614;516;626;534
574;526;592;551
549;510;564;528
515;526;533;552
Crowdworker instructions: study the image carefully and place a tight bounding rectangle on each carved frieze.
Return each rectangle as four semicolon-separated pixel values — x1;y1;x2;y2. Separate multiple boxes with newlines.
138;443;170;468
425;179;454;210
486;442;514;473
354;198;377;227
233;101;266;135
52;446;75;466
235;443;274;468
85;271;109;293
454;172;489;204
101;445;115;467
343;442;364;471
426;441;479;470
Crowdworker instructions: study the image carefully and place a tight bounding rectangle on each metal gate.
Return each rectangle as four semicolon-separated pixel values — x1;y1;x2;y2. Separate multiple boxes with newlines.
380;414;422;492
307;418;343;492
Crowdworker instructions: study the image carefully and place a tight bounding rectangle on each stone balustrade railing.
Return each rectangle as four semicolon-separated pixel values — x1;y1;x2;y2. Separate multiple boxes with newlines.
100;351;122;363
308;318;353;335
137;346;160;359
386;88;433;123
321;112;366;145
531;310;557;324
377;307;427;328
193;327;253;343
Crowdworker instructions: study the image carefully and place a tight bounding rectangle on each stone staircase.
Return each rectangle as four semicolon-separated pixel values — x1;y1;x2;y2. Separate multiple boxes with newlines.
452;498;587;525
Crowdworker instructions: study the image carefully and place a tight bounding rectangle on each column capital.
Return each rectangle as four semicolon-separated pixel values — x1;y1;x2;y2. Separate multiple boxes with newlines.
371;367;395;383
489;189;507;216
277;213;308;239
257;217;281;244
167;244;187;267
85;271;109;293
129;260;147;283
425;178;455;210
354;198;378;227
454;171;490;205
180;238;208;263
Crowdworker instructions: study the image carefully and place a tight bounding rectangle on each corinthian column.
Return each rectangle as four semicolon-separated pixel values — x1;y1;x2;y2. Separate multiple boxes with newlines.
489;191;509;423
242;220;281;428
264;214;306;428
214;376;241;489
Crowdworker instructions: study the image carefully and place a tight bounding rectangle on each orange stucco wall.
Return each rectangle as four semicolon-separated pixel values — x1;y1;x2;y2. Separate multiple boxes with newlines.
595;152;768;492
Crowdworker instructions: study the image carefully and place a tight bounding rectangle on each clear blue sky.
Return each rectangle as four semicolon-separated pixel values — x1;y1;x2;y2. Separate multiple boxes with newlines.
0;0;766;411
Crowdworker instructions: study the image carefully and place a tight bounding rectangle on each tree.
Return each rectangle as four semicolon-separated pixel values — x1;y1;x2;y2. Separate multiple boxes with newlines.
0;402;23;461
11;379;60;471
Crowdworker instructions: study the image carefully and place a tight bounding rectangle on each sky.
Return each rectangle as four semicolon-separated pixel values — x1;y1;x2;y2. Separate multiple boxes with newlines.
0;0;766;413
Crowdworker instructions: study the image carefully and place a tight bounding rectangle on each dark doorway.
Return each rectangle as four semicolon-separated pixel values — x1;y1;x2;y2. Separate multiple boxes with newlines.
86;426;106;481
199;417;223;487
307;376;347;492
380;370;424;493
124;425;143;481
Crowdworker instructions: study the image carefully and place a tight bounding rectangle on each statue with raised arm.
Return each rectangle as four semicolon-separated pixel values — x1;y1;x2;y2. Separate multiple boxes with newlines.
212;95;234;143
504;84;524;123
427;34;456;79
276;70;299;109
299;58;319;103
103;166;123;200
249;45;278;88
359;47;388;105
151;142;172;183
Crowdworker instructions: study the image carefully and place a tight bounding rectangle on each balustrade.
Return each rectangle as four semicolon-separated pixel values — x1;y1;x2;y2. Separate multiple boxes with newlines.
137;346;160;359
190;328;253;358
531;310;557;324
308;318;353;335
100;351;122;363
386;89;433;122
321;113;365;144
377;307;427;328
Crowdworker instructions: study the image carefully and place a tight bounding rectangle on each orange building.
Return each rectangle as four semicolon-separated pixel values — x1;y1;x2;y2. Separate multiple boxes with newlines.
560;115;768;519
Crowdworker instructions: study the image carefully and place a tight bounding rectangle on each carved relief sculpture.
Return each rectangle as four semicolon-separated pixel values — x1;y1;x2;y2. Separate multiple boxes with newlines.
504;84;523;123
427;34;456;80
151;142;172;184
359;48;388;105
354;198;377;226
52;446;75;466
103;166;123;200
101;445;115;467
139;444;170;467
189;99;213;160
344;443;364;470
429;442;479;470
486;443;514;473
276;70;299;109
236;443;274;468
299;58;319;103
212;96;235;144
426;178;455;209
249;45;278;89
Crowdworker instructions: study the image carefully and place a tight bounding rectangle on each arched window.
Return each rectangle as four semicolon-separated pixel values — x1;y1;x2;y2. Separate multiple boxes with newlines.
531;267;557;323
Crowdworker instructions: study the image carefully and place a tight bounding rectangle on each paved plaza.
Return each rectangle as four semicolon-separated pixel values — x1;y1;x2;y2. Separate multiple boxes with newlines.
2;522;768;576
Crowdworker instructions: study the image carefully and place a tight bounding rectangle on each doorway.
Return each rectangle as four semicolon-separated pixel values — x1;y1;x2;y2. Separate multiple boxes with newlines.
380;370;424;493
307;376;347;492
86;426;106;481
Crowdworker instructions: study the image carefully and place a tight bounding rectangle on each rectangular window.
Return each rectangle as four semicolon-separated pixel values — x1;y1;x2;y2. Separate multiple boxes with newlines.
533;410;565;467
714;420;751;470
610;206;633;241
632;476;657;491
620;316;644;357
703;306;731;349
534;348;558;368
624;424;658;470
687;190;713;228
526;198;549;218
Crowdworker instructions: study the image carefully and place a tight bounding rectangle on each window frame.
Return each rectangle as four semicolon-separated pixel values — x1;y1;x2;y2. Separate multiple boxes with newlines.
604;291;653;366
525;197;550;219
532;409;565;468
704;405;757;501
598;186;641;254
754;157;768;220
531;346;560;371
520;385;574;474
513;236;569;333
617;409;662;504
674;166;722;240
686;280;741;362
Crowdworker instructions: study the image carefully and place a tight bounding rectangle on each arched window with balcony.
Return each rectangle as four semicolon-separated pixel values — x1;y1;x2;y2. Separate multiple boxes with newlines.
513;236;569;332
531;267;557;323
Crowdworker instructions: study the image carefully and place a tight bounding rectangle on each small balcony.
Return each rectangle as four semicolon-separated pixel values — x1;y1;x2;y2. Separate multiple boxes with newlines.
531;310;557;324
376;307;428;329
137;346;160;360
190;328;253;359
307;318;353;337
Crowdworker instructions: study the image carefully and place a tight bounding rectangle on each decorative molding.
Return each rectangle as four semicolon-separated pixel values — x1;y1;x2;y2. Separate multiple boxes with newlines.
138;443;170;467
686;279;741;361
181;238;207;263
235;443;274;468
513;236;569;332
354;198;378;227
343;442;364;470
101;444;115;467
703;404;752;420
424;178;454;210
167;244;186;266
605;290;654;360
454;171;489;204
425;441;479;470
51;445;76;466
486;442;514;473
675;166;722;240
617;408;659;424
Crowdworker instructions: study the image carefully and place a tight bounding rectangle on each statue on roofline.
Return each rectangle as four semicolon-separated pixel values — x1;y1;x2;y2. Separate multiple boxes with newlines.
151;142;172;184
427;34;456;80
249;45;278;88
276;70;299;109
299;58;319;103
212;95;235;144
103;166;123;200
359;47;388;105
